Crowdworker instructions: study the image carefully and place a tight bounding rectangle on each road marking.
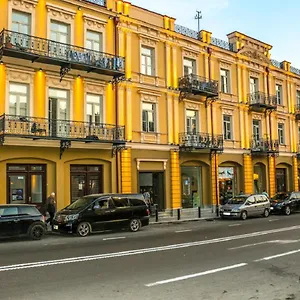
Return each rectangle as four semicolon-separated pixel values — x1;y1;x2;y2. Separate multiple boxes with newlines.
1;225;300;272
269;219;279;222
255;249;300;262
229;239;300;250
228;224;241;227
102;237;126;241
145;263;248;287
175;230;192;233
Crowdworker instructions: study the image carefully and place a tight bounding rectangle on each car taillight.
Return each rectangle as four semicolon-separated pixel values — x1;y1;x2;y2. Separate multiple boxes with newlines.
146;209;150;216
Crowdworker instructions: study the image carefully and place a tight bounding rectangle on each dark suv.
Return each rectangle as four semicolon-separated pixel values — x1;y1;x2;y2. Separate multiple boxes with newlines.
270;192;300;215
53;194;150;237
0;205;46;240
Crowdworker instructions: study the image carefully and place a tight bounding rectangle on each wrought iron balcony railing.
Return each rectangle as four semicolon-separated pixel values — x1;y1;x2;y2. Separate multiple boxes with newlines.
0;29;124;77
251;138;279;154
178;74;219;98
179;132;224;151
0;114;125;143
247;91;277;109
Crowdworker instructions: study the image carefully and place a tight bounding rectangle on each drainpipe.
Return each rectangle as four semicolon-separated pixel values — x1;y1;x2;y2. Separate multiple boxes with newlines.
114;16;120;193
208;47;219;216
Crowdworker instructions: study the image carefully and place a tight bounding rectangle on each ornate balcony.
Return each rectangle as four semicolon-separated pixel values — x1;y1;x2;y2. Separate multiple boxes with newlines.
248;92;277;111
179;132;224;152
251;138;279;155
0;114;125;145
178;74;219;101
295;104;300;120
0;29;125;80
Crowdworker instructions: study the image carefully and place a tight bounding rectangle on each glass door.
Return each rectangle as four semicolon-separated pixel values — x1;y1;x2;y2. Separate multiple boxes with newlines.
29;174;44;204
8;174;27;204
71;174;86;202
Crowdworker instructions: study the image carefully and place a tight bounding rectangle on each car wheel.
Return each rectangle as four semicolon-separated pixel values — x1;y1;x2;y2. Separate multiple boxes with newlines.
263;209;270;218
129;219;141;232
28;223;45;240
240;211;247;220
76;222;91;237
284;206;291;216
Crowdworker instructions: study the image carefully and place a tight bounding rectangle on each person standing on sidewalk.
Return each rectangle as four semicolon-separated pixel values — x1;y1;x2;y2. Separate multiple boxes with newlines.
46;192;56;225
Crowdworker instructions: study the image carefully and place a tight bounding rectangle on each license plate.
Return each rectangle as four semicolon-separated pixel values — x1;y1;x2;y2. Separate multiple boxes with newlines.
53;225;58;230
223;212;230;216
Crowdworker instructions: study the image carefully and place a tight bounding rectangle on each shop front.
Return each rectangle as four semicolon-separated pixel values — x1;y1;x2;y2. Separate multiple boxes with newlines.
253;163;266;194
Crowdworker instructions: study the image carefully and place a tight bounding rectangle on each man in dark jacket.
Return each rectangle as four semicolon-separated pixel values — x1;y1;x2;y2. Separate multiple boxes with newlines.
46;192;56;225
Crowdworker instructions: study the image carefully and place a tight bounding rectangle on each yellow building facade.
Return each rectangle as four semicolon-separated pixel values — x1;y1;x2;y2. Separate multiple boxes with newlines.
0;0;299;212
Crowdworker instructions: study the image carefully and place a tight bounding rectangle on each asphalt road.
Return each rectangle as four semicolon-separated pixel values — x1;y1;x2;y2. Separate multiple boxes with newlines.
1;214;300;300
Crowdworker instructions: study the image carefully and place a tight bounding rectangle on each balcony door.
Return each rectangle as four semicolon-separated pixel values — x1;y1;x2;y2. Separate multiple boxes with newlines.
252;120;261;141
49;88;69;138
250;77;258;94
186;110;198;135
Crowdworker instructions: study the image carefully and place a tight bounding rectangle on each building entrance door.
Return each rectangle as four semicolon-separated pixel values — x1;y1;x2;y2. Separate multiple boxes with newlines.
7;164;46;211
276;168;287;192
139;172;165;210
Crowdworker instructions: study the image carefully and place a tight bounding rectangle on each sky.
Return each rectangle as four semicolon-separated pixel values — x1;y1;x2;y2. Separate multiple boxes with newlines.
131;0;300;68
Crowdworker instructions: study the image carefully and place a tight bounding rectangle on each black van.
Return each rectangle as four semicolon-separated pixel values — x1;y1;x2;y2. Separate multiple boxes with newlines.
52;194;150;237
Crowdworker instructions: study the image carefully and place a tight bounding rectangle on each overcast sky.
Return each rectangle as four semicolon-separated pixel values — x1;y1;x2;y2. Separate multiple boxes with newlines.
131;0;300;68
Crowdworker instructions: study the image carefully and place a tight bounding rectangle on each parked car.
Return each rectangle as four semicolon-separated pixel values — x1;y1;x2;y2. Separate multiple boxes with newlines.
270;192;300;215
0;204;46;240
52;194;150;237
220;194;270;220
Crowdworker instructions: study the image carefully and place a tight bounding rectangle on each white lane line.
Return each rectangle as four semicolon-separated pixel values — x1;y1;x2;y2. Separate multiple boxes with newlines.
255;249;300;262
103;237;126;241
1;225;300;272
175;230;192;233
145;263;248;287
269;219;279;222
229;239;300;250
228;224;241;227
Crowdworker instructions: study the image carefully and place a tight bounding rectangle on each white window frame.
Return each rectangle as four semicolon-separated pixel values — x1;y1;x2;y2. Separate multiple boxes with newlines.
141;46;155;76
85;30;103;52
8;82;30;116
185;109;198;134
252;119;261;140
249;77;259;94
296;90;300;106
11;10;31;34
142;102;156;133
223;115;233;140
50;20;70;44
86;93;103;124
220;69;230;94
276;84;283;105
183;58;196;76
278;123;285;145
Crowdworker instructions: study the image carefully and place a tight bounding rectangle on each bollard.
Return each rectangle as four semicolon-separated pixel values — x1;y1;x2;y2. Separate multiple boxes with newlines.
155;205;158;222
198;206;201;218
177;208;181;220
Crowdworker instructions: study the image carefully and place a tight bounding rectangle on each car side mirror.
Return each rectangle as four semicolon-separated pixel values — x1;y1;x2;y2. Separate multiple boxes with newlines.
245;202;250;206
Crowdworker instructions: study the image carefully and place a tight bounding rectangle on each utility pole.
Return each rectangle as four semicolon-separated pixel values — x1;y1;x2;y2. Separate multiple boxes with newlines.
195;10;202;32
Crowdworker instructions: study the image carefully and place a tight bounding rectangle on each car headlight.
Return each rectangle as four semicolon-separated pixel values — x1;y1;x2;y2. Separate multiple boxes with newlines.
65;214;79;221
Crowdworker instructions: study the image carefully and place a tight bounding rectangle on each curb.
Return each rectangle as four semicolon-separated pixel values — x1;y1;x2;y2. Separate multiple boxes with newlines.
149;217;219;225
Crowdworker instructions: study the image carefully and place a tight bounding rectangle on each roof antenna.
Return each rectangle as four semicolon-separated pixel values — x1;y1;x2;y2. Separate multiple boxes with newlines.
195;10;202;32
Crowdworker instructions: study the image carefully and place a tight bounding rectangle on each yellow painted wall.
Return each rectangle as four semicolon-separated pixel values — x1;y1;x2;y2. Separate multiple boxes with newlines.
121;148;132;193
0;0;8;30
34;70;46;118
243;154;253;194
35;0;47;38
269;156;276;197
73;76;84;122
210;153;219;206
170;151;180;208
0;64;6;115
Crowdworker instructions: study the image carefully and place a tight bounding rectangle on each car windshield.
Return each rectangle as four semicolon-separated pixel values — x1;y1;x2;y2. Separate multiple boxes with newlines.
226;197;246;205
65;197;96;210
272;193;290;201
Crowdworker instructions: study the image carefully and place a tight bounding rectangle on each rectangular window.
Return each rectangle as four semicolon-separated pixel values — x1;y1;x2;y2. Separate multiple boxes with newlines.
142;102;156;132
141;46;154;76
12;10;31;34
250;77;259;94
252;120;261;140
183;58;196;76
276;84;283;105
86;30;102;52
297;90;300;106
50;21;70;44
223;115;232;140
86;94;102;124
9;83;29;116
278;123;285;145
220;69;230;93
186;110;198;134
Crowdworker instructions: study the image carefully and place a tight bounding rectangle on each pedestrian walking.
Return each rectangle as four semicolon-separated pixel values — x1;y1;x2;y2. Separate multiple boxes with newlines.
46;192;56;226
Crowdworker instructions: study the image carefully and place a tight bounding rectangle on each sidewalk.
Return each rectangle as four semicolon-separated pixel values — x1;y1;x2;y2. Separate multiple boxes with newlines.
149;207;219;225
